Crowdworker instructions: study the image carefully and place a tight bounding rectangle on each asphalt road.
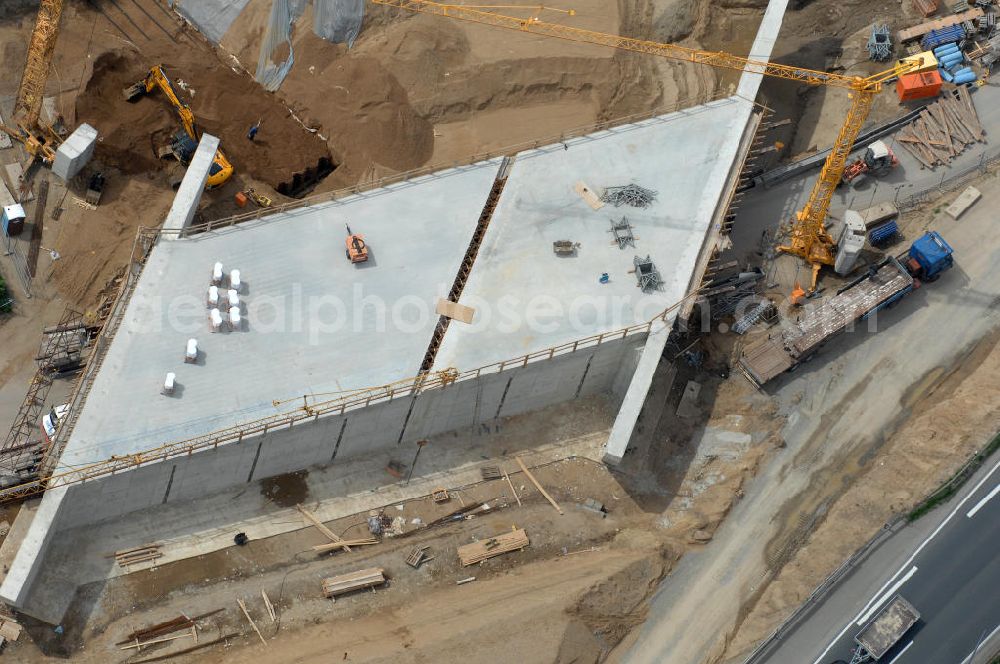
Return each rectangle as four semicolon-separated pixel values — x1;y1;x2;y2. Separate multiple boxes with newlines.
757;458;1000;664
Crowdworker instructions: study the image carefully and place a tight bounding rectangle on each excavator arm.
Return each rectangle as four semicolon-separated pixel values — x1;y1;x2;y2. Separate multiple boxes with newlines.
368;0;920;290
124;65;234;189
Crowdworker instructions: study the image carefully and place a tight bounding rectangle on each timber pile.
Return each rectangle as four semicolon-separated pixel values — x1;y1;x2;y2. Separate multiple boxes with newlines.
113;543;163;570
116;610;222;649
0;615;22;646
457;528;530;566
312;537;379;554
321;567;386;598
897;88;984;169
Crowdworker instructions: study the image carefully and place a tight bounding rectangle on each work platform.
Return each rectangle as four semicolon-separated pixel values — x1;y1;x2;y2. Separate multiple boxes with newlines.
59;160;502;469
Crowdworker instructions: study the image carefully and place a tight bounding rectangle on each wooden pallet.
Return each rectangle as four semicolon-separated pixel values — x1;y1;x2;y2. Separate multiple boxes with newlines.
321;567;386;598
458;528;530;566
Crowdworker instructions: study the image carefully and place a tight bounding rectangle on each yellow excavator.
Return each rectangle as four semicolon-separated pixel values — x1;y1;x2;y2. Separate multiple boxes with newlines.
123;65;234;189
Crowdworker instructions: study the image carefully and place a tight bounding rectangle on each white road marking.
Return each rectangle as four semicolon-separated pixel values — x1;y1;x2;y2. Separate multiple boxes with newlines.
887;640;913;664
959;623;1000;664
966;483;1000;518
856;566;917;626
810;458;1000;664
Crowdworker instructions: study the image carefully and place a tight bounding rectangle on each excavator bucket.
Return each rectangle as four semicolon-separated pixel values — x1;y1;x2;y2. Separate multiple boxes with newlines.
122;81;148;103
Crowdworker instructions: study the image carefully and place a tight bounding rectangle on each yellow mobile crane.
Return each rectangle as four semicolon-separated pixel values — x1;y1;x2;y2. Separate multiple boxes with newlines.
368;0;919;290
0;0;65;167
123;65;234;189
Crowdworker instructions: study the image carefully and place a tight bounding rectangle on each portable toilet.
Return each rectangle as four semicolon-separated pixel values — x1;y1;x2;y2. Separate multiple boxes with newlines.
2;204;25;237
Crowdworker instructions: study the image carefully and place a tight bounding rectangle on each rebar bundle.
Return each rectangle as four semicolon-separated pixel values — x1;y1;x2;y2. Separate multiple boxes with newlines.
867;23;893;61
602;184;658;208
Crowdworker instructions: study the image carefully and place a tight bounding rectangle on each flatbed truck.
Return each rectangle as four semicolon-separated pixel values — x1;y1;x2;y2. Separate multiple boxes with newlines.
740;232;954;386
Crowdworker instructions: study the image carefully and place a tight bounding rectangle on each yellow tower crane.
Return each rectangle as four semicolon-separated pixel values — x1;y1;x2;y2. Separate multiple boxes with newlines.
0;0;64;166
368;0;919;290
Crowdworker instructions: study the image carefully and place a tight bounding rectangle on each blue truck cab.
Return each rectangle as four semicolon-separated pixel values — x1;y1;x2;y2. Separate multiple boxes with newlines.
906;231;954;282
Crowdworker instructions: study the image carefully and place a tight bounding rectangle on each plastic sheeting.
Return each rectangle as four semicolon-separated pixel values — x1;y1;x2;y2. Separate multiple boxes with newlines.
168;0;250;44
315;0;365;47
255;0;304;91
256;0;365;91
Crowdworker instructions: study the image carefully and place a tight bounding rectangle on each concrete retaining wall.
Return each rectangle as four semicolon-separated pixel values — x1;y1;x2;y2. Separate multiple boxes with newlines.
55;333;646;528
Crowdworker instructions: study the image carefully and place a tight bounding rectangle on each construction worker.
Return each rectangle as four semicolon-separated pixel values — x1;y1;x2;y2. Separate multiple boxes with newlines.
247;119;261;142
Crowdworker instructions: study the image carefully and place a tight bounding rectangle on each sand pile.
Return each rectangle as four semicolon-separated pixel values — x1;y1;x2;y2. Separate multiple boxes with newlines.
75;49;332;192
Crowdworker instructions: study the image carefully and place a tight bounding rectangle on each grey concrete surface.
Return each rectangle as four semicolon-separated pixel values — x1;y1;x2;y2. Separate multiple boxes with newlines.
161;133;218;234
60;158;502;469
618;99;1000;664
431;97;754;372
759;458;1000;664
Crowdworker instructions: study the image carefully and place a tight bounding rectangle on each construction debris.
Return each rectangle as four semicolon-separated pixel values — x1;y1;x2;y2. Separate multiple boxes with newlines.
120;629;197;651
456;576;477;585
515;456;563;515
321;567;386;598
867;23;893;61
404;545;434;568
504;469;522;506
573;180;604;209
609;216;636;249
896;88;984;169
296;504;351;552
633;254;662;292
117;611;223;647
458;528;530;566
261;590;277;623
480;465;502;481
431;487;450;503
312;537;379;554
601;183;657;208
113;543;163;570
237;598;268;647
552;240;580;255
0;615;22;646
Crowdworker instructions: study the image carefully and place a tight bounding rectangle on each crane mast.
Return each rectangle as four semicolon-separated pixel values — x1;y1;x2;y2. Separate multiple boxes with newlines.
14;0;64;129
368;0;917;289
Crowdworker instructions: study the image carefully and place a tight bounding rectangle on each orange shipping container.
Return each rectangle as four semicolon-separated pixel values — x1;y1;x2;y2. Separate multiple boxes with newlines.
896;70;943;102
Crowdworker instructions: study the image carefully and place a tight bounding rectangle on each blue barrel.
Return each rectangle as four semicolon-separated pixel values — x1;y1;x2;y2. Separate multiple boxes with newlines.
939;53;964;67
922;24;965;50
954;70;977;84
933;43;960;57
868;220;899;246
941;69;955;82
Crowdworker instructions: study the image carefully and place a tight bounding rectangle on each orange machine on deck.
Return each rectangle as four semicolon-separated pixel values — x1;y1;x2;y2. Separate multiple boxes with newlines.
345;225;369;263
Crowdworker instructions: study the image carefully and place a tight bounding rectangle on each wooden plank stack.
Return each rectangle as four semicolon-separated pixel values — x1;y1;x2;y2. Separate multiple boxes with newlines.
321;567;386;598
0;616;22;646
115;611;222;650
897;88;984;169
458;528;530;566
113;543;163;570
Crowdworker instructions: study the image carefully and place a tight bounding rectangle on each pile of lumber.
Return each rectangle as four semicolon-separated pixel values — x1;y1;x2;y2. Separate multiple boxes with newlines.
0;616;22;646
312;537;379;554
897;88;984;169
321;567;386;599
458;528;530;566
113;543;162;570
116;610;221;651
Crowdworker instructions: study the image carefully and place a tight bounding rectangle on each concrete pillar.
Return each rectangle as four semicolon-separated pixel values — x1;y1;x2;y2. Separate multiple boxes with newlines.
52;123;98;181
162;133;221;238
603;321;671;465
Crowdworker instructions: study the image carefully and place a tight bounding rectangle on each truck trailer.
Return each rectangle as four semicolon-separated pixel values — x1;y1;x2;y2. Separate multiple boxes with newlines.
851;595;920;662
739;232;953;386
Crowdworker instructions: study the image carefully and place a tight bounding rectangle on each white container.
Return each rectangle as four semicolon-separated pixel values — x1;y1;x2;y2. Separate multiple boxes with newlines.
209;308;223;332
229;306;241;329
207;285;219;307
230;269;241;291
212;262;224;285
185;338;198;363
228;289;240;308
162;372;176;395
